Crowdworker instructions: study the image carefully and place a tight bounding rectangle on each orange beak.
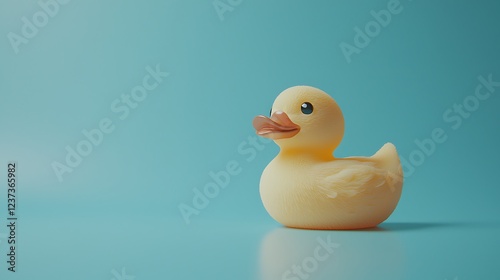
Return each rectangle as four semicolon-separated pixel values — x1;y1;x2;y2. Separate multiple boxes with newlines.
252;111;300;140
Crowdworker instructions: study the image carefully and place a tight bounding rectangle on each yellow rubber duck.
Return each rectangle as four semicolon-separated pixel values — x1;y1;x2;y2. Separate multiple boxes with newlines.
253;86;403;229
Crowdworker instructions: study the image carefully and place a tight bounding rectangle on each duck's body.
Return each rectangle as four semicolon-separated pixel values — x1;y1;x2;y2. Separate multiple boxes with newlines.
260;143;402;229
253;86;403;229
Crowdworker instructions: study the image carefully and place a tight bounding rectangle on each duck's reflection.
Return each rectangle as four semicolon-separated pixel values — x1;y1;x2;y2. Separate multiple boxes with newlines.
259;227;405;280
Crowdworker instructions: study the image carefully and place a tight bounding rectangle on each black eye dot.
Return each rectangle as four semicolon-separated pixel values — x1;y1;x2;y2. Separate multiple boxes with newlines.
301;102;313;114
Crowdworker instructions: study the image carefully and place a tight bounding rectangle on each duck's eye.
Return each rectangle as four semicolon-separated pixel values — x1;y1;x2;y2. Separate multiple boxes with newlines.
301;102;313;114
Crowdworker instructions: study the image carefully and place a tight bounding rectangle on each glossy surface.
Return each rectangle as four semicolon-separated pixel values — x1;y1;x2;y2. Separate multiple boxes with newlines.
1;217;499;279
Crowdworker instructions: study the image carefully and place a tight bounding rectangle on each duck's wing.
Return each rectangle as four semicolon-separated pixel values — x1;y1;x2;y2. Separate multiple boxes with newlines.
317;160;394;199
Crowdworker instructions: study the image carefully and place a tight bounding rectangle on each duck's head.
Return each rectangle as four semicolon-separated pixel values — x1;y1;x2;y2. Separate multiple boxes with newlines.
253;86;344;155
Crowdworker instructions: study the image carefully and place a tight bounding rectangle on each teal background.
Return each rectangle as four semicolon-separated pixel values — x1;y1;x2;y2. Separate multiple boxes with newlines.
1;0;499;279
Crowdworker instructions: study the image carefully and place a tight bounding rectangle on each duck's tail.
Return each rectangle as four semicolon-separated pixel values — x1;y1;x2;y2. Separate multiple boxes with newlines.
372;143;404;187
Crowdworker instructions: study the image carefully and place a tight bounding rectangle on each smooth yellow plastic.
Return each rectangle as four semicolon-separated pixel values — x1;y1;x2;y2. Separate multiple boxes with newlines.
253;86;403;229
